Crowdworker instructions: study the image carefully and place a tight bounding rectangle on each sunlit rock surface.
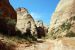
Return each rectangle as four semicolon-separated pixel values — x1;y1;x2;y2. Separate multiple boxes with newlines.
48;0;75;38
16;8;37;35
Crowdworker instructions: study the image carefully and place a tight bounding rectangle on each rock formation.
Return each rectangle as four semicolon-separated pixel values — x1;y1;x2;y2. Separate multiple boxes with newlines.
0;0;17;35
48;0;75;39
16;8;37;35
36;20;48;38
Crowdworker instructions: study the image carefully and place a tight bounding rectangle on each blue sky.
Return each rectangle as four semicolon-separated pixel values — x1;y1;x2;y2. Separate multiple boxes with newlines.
9;0;59;25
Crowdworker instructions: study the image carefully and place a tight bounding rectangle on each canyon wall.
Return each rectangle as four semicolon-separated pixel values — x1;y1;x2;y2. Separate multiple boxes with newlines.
48;0;75;39
0;0;17;35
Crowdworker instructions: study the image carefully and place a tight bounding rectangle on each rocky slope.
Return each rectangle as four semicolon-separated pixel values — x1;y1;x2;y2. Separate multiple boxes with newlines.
0;0;17;34
48;0;75;39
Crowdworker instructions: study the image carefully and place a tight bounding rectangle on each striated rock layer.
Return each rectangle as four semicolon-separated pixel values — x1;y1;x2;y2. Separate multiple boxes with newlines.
16;8;37;35
48;0;75;38
0;0;17;34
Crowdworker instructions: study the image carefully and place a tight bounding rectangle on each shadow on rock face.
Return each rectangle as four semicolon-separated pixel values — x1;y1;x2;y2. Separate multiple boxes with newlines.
37;27;45;38
0;0;17;35
15;28;37;42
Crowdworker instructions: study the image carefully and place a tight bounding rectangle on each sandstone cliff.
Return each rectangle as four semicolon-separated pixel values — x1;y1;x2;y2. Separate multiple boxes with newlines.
0;0;17;35
48;0;75;39
16;8;37;35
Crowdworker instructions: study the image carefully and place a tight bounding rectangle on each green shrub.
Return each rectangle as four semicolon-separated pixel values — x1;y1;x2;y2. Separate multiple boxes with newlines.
61;21;71;32
66;31;75;37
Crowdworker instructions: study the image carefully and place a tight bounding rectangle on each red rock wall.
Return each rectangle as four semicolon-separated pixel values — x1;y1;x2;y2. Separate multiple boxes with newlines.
0;0;17;35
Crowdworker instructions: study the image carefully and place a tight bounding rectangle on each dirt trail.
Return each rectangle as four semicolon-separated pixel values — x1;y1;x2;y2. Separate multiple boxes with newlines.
14;38;75;50
0;35;75;50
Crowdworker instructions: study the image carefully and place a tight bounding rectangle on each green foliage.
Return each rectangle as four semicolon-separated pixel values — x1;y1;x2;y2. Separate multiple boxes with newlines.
66;31;75;37
46;31;57;39
48;20;72;39
72;16;75;20
15;30;37;42
61;21;71;32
